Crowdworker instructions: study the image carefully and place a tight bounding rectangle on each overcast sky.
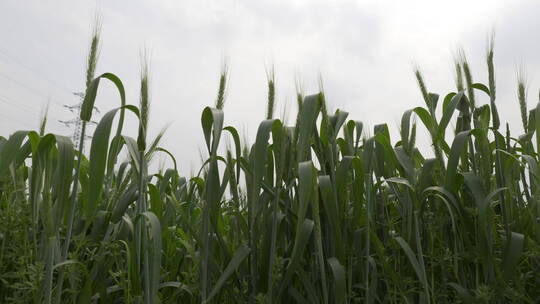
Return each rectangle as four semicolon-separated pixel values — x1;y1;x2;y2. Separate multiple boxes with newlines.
1;0;539;174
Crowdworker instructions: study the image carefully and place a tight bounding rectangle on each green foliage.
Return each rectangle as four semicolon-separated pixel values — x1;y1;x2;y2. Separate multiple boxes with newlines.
1;30;540;304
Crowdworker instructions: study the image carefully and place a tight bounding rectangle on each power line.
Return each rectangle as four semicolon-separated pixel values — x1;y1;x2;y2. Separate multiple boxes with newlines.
0;71;68;108
0;95;42;115
0;95;64;123
0;46;75;95
0;50;100;143
0;111;37;130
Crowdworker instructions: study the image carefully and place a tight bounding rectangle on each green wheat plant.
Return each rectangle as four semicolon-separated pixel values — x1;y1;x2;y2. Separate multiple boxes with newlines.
0;25;539;304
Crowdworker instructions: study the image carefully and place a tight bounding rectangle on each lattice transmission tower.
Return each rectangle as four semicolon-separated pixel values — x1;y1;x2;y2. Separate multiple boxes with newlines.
58;91;100;148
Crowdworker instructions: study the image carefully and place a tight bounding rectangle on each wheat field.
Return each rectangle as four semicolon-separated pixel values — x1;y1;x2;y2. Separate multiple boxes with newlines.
0;26;539;304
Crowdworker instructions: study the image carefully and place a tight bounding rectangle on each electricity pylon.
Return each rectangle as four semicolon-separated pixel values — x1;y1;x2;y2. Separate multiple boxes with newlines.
59;91;100;148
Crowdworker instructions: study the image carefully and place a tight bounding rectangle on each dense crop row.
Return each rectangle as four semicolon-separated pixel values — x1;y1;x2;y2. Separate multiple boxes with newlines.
1;27;539;303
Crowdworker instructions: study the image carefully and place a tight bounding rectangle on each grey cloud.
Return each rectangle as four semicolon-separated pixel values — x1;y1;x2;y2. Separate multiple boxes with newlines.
0;0;538;173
